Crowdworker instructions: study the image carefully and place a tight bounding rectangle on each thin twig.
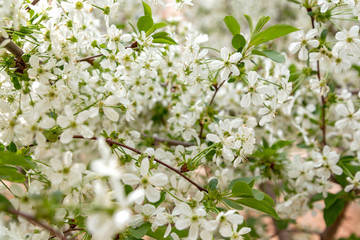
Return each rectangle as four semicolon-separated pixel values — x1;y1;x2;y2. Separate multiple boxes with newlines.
0;37;24;58
142;134;195;147
8;208;66;240
307;8;327;148
72;135;208;193
76;54;103;63
199;79;227;139
26;0;41;11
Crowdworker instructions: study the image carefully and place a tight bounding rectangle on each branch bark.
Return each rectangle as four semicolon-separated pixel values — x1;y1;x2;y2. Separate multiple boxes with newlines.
320;202;349;240
142;134;195;147
8;208;66;240
72;135;208;193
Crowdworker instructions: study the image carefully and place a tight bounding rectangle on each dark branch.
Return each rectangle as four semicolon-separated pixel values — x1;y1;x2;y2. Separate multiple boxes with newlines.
72;135;208;193
142;134;195;147
26;0;41;11
8;208;66;240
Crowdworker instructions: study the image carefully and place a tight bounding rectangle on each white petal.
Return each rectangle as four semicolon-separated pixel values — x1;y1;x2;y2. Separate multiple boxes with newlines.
145;185;160;202
288;42;301;54
122;174;140;185
220;47;230;60
141;158;149;176
150;173;168;186
103;107;119;122
206;134;221;143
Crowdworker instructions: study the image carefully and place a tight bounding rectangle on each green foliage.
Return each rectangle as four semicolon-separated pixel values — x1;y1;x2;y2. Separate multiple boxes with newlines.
137;15;154;33
252;49;286;63
223;16;240;36
232;34;246;51
209;178;218;190
142;1;152;16
250;24;299;47
323;192;346;226
0;194;13;212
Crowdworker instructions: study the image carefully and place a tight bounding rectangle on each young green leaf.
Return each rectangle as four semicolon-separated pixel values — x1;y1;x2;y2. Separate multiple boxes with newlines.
209;178;218;190
0;166;26;182
146;22;167;36
152;36;177;45
222;198;244;210
229;177;257;189
232;34;246;50
137;15;154;33
232;181;253;197
237;198;279;219
142;1;152;16
0;151;37;169
251;49;285;63
224;16;240;36
250;24;299;47
253;16;271;36
244;14;253;33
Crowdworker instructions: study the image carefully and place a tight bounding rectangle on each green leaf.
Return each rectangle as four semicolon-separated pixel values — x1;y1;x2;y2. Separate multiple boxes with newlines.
251;189;264;201
237;198;279;219
146;22;167;36
244;15;253;33
7;142;17;152
142;1;152;16
152;31;169;38
137;15;154;33
129;222;151;239
323;198;345;227
0;194;13;212
324;192;343;209
253;16;271;36
222;198;244;210
232;181;253;197
11;76;21;90
271;140;293;150
229;177;256;189
209;178;218;190
152;36;177;45
0;151;37;169
223;16;240;36
252;49;285;63
0;166;26;182
232;34;246;50
250;24;299;47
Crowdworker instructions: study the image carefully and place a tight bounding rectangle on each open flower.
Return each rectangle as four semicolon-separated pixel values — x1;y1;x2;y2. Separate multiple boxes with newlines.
288;29;319;61
211;47;241;80
122;158;168;203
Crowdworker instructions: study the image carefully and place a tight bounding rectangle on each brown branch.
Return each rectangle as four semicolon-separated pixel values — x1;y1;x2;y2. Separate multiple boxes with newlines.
260;182;291;240
76;54;103;63
307;8;327;149
72;135;208;193
199;79;227;139
0;37;27;73
76;41;138;64
142;134;195;147
26;0;41;11
8;208;66;240
320;202;349;240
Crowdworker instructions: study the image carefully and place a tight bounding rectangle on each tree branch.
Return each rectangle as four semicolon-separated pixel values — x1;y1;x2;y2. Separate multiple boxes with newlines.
72;135;208;193
26;0;41;11
307;8;327;149
320;202;349;240
0;37;27;73
8;208;66;240
199;79;227;139
142;134;195;147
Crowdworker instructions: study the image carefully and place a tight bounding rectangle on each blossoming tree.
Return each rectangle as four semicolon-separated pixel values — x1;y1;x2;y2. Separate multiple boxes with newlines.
1;0;360;239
